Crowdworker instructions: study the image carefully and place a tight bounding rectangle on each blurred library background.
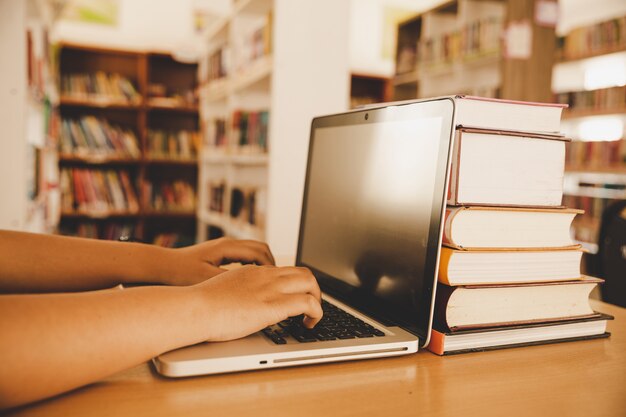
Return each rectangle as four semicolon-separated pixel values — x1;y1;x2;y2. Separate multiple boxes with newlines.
0;0;625;281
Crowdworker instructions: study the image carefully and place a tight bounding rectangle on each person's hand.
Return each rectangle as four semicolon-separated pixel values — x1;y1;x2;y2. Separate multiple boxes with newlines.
194;265;323;341
159;238;275;286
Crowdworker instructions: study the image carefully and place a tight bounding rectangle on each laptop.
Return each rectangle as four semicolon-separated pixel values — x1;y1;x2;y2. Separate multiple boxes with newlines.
153;97;456;377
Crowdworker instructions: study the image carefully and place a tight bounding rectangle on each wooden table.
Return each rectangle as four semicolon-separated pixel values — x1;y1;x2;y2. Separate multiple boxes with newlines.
8;300;625;417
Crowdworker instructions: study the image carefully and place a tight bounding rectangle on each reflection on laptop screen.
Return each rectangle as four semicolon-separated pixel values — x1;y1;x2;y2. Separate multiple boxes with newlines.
299;113;447;331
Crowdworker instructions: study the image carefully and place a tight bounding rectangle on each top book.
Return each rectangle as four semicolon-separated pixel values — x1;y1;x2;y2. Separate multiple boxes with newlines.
453;95;567;134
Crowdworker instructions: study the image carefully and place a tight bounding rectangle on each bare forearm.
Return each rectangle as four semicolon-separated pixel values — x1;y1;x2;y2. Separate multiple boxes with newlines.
0;231;180;292
0;286;208;409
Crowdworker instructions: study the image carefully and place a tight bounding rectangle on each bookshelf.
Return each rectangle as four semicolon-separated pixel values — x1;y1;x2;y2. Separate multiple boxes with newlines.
553;13;626;257
392;0;556;102
197;0;351;255
0;0;60;233
350;73;392;109
57;44;200;247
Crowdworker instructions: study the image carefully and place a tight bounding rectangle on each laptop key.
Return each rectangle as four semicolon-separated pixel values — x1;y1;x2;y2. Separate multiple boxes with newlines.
261;300;387;344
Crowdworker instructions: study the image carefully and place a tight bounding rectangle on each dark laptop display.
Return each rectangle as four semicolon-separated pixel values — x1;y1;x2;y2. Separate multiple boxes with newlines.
297;99;455;342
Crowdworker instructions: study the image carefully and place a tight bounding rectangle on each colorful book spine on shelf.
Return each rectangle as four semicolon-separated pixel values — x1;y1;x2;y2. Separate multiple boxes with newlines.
565;139;626;167
203;118;228;149
147;129;201;160
59;116;140;157
231;110;269;153
208;181;226;213
555;86;626;112
144;180;196;212
419;16;503;69
60;168;139;213
61;72;141;102
559;16;626;59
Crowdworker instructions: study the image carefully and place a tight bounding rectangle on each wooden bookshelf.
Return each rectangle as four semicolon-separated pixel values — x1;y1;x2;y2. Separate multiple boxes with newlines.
350;73;392;109
57;44;199;246
392;0;555;102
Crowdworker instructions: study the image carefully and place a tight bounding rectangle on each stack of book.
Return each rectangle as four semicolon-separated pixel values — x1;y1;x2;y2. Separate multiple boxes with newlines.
147;129;201;160
61;72;141;103
60;116;140;158
60;168;139;213
427;96;613;355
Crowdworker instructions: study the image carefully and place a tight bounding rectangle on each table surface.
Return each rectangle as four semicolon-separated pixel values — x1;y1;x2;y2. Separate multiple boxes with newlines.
8;299;625;417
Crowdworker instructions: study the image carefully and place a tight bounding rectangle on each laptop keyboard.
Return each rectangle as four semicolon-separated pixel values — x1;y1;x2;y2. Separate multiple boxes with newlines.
261;300;386;345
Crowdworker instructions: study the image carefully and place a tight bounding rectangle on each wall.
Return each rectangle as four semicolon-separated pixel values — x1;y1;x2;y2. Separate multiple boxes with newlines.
266;0;351;259
0;0;27;230
51;0;197;53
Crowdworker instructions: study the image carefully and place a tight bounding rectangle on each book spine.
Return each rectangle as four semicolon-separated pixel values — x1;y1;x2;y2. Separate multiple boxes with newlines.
441;207;460;247
437;247;454;285
446;130;462;205
433;283;455;332
426;329;446;356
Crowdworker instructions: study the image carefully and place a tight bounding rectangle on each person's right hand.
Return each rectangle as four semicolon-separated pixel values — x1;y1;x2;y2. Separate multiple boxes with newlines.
194;265;323;342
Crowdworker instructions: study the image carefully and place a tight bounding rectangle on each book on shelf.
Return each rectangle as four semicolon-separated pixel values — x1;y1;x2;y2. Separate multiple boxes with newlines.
143;180;196;212
428;314;612;356
230;187;265;228
60;168;139;213
453;95;567;133
203;46;230;84
61;72;141;103
147;83;197;107
419;15;503;69
237;11;272;72
442;206;582;249
447;127;569;207
208;181;226;213
438;247;583;286
231;110;269;153
61;222;136;241
433;277;602;331
147;129;201;160
60;116;140;158
557;15;626;60
566;138;626;168
203;117;228;150
555;86;626;113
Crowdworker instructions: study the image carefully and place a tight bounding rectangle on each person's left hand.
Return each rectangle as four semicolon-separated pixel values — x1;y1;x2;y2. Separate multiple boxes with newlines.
159;238;276;286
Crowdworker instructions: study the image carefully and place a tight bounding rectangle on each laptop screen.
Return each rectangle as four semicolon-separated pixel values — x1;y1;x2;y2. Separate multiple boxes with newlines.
296;99;454;340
